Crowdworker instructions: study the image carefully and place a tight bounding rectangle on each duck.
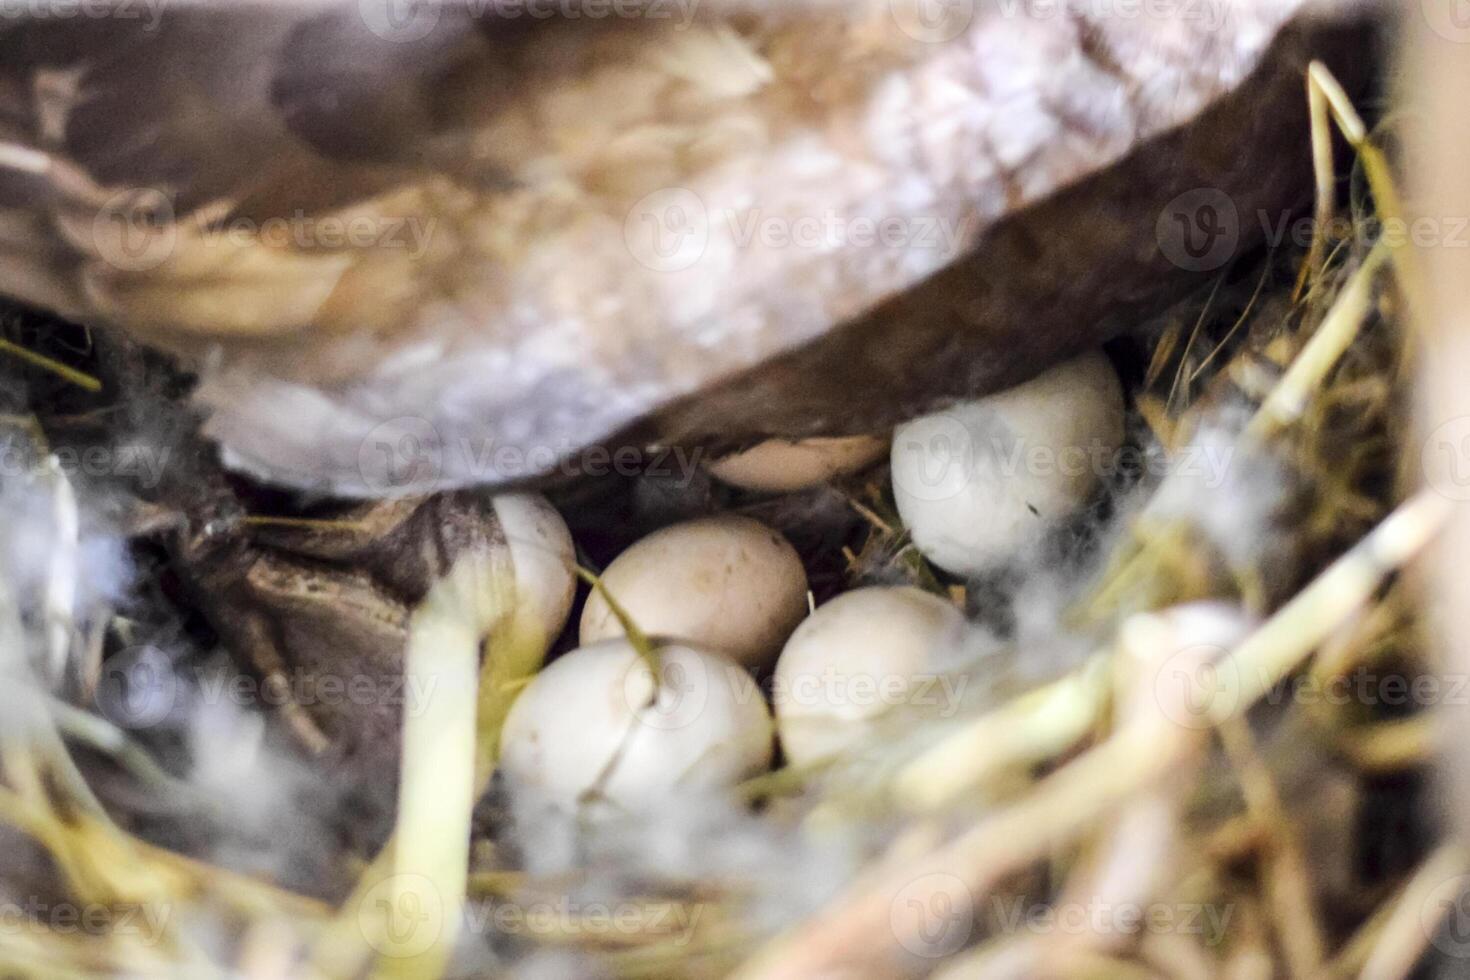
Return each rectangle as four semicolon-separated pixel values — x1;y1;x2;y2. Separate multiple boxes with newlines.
0;0;1371;494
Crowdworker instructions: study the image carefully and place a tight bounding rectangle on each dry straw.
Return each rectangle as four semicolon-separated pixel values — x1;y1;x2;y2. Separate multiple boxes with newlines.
0;60;1459;980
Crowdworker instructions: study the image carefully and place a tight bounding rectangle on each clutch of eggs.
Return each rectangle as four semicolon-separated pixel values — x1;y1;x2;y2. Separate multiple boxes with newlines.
496;349;1129;806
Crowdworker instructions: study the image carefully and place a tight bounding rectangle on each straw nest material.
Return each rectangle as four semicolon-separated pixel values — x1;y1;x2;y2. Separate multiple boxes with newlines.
0;63;1460;980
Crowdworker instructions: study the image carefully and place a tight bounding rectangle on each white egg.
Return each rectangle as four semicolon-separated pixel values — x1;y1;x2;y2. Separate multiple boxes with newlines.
492;493;577;647
707;435;889;493
773;586;969;767
499;639;774;813
579;515;809;669
890;351;1125;577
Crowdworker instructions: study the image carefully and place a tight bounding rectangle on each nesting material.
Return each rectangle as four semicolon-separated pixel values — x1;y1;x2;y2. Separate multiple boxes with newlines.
386;493;574;970
0;56;1451;980
579;515;809;669
499;638;773;813
773;586;969;767
707;435;889;493
890;350;1125;577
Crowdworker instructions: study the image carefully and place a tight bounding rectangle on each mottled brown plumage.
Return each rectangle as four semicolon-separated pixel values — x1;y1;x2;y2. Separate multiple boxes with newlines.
0;0;1374;493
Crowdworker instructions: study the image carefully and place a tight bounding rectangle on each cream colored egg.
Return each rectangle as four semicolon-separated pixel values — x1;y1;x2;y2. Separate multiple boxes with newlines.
579;515;808;669
492;493;577;647
773;586;969;767
890;351;1125;577
499;639;774;813
707;435;889;493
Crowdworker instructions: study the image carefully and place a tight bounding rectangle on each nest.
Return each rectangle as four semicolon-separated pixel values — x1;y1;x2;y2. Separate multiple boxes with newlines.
0;63;1460;979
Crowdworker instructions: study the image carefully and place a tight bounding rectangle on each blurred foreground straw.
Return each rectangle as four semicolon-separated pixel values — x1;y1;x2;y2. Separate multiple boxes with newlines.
1406;0;1470;858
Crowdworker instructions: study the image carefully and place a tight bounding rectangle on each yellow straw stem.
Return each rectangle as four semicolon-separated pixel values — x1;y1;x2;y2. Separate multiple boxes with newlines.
0;338;101;392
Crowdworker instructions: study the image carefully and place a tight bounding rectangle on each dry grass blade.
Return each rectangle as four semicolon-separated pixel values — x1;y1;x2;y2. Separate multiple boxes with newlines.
0;337;101;392
1248;241;1388;440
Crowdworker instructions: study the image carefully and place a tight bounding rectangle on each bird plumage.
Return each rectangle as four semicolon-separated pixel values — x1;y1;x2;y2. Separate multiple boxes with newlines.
0;0;1367;493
